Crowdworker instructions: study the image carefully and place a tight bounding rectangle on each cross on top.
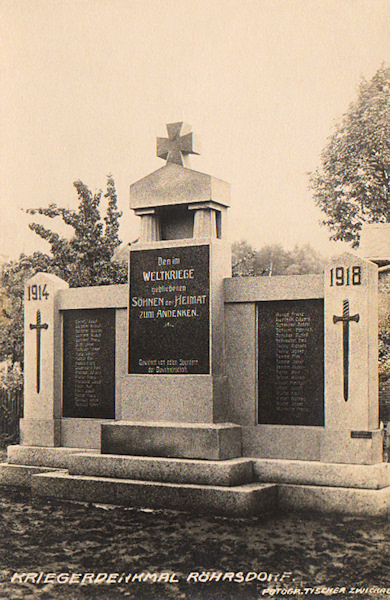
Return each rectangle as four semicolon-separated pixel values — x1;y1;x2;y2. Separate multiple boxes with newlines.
156;122;200;166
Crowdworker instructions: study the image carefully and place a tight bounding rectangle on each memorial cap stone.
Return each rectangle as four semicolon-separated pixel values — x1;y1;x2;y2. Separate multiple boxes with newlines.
130;123;230;215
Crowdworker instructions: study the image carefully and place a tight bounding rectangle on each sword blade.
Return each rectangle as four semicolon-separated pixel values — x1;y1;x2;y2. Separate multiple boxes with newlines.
342;320;349;402
36;329;41;394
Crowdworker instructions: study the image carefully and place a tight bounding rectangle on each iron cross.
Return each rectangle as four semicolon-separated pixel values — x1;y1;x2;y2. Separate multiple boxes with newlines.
29;309;48;393
333;300;359;402
156;122;200;166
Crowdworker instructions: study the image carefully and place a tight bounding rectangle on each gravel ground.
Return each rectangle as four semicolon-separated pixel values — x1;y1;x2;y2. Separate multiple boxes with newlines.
0;487;388;600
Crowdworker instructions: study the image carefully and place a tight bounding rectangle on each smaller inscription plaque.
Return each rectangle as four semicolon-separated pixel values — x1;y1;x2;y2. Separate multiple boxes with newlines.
63;309;115;419
258;299;324;426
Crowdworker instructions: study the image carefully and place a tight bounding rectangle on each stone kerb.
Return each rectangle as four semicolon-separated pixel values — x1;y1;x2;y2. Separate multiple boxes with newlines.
21;272;69;447
323;253;381;463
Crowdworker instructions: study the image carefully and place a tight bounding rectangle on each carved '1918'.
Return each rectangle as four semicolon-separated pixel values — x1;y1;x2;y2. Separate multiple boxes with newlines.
329;266;361;287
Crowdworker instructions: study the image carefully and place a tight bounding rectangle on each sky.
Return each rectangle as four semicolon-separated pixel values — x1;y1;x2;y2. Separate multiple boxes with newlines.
1;0;390;260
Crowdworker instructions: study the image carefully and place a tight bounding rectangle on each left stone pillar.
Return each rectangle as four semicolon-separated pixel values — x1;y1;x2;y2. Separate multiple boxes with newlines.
20;272;69;446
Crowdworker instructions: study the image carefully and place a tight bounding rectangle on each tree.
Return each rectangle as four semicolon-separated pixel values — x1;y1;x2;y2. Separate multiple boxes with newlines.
231;241;257;276
232;241;325;277
285;244;327;275
0;176;127;366
27;175;127;287
309;64;390;247
252;244;290;276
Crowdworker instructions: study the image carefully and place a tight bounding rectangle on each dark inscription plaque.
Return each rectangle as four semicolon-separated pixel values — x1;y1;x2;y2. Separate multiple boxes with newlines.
63;309;115;418
129;245;210;374
258;299;324;426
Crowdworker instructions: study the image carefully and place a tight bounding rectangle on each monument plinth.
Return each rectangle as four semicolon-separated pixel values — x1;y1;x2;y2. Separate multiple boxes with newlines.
120;122;231;423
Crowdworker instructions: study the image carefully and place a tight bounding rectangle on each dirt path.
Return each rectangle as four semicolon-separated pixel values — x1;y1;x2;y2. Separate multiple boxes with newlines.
0;487;388;599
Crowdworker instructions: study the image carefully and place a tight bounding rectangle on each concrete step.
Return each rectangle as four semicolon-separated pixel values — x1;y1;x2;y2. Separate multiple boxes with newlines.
7;445;92;469
278;483;390;517
67;453;253;486
31;471;277;517
101;421;242;460
253;458;390;490
0;463;66;488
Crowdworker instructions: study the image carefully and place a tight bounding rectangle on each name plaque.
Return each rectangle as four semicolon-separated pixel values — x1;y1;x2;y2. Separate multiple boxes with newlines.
62;309;115;419
129;245;210;374
258;299;324;426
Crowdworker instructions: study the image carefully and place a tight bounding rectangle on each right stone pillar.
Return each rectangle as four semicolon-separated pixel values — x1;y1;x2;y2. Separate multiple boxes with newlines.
323;252;382;464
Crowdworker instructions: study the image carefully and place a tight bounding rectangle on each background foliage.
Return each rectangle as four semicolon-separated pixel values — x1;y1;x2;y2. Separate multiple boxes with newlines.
0;176;127;374
232;241;325;277
309;64;390;247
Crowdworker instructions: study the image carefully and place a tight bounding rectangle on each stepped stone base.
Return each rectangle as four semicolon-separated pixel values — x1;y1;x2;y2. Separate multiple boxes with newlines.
278;484;390;517
31;471;276;517
101;421;242;460
0;463;65;488
1;446;389;516
66;453;253;486
253;458;390;490
7;446;90;469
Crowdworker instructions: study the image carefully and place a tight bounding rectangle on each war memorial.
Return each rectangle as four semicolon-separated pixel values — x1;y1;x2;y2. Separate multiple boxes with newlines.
0;123;389;517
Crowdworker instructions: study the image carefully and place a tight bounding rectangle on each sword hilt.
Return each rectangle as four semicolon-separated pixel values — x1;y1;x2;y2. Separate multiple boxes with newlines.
30;309;49;330
333;313;360;324
333;299;360;324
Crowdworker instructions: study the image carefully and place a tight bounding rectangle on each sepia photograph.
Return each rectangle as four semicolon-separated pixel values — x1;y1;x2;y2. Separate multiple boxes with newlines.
0;1;389;598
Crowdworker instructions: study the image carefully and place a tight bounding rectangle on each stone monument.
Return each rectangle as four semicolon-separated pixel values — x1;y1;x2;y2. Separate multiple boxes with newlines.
0;123;389;517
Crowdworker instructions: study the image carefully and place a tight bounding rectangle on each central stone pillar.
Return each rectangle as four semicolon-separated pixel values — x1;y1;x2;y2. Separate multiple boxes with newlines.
119;122;231;423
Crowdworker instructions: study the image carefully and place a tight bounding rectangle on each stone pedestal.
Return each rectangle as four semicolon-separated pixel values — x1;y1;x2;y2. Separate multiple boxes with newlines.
101;422;242;460
21;272;68;446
